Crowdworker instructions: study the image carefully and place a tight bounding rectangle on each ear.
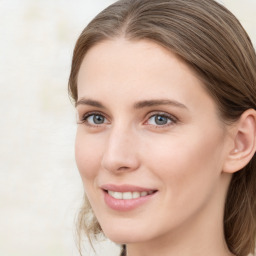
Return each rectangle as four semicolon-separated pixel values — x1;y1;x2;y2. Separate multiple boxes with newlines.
223;109;256;173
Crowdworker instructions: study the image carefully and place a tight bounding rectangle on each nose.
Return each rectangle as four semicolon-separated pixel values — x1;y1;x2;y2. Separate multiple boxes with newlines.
101;126;140;173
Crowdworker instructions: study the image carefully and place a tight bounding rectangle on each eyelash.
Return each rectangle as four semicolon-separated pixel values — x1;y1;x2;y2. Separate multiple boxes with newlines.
78;111;178;128
79;111;109;127
144;112;178;128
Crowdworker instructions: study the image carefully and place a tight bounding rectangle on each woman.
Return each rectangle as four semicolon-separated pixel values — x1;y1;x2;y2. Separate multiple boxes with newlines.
68;0;256;255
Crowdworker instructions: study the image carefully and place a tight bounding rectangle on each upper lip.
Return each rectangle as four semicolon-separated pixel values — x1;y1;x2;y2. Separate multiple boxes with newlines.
101;184;157;192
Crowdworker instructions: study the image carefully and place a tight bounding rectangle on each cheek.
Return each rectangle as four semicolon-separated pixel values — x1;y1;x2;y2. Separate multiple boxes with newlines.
143;129;225;199
75;129;103;181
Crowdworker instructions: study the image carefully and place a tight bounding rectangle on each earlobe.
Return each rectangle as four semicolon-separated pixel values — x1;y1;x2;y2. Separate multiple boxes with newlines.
223;109;256;174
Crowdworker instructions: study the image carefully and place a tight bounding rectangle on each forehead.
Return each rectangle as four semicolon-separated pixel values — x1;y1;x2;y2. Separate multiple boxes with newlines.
77;39;216;113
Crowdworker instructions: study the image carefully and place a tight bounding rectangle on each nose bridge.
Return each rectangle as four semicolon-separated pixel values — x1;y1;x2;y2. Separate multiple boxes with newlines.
101;123;139;172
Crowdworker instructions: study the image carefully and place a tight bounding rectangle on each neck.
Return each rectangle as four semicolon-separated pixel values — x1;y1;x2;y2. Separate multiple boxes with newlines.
126;225;233;256
126;217;234;256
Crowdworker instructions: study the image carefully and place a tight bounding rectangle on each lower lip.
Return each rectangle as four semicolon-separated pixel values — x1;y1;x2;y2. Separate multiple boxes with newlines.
103;190;156;211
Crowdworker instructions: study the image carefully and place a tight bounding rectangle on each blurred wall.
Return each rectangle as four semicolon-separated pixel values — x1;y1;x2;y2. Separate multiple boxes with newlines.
0;1;255;256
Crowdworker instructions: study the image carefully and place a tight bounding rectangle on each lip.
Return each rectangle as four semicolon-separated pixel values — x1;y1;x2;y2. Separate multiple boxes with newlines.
101;184;157;192
101;184;158;211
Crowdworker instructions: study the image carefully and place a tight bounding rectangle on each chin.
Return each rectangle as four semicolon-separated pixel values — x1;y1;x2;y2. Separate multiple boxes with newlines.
100;222;149;244
106;233;144;245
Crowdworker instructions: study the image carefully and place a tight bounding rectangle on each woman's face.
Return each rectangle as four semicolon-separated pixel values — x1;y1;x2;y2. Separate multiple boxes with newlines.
75;39;232;244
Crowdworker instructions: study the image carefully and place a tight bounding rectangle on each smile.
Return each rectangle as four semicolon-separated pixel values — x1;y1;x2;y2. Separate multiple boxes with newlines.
107;190;155;200
101;185;158;211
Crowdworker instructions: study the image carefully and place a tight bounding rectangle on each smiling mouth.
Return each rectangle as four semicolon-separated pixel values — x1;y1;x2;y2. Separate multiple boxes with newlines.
106;190;156;200
102;185;158;211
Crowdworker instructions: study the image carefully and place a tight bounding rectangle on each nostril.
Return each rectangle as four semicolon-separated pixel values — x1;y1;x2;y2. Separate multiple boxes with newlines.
117;166;130;171
101;137;140;173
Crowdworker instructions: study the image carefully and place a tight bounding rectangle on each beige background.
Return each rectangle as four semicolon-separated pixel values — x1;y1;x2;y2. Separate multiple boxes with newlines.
0;1;255;256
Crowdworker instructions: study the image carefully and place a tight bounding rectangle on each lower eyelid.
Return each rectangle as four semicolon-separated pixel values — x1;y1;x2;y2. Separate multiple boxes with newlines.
77;111;178;128
146;113;177;124
82;113;111;127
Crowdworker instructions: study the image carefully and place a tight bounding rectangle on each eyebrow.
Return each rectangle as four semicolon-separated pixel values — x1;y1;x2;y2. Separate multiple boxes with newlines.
76;98;188;110
75;98;105;108
134;99;188;110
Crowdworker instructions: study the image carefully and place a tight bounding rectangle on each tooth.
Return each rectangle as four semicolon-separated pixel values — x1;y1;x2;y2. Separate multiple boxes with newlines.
108;190;154;200
108;190;115;197
140;191;148;197
123;192;132;200
132;192;140;199
113;191;122;199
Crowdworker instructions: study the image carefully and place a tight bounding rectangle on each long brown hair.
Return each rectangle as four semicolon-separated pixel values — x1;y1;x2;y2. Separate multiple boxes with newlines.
69;0;256;255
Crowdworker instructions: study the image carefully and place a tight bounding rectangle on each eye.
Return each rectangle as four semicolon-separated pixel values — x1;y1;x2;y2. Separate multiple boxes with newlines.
88;114;106;124
81;113;109;126
146;113;176;126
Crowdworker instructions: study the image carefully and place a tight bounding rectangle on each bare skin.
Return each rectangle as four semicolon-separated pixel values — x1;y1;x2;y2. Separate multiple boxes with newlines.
75;39;255;256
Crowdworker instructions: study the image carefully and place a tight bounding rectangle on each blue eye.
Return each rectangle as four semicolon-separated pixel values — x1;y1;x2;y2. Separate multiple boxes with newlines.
147;114;172;126
86;114;106;125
